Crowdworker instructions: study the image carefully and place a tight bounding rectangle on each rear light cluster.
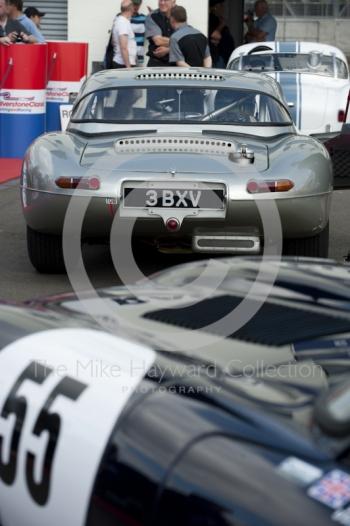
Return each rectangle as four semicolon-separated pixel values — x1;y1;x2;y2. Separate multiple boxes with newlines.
338;110;346;123
55;177;100;190
247;179;294;194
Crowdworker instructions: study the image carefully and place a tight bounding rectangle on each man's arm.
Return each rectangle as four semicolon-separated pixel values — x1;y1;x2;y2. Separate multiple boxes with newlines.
203;55;212;68
169;36;186;67
247;17;276;42
0;35;12;46
119;34;131;67
210;15;226;42
244;13;266;43
27;19;45;43
145;14;169;46
245;28;267;42
152;35;170;46
176;60;189;67
153;45;169;58
9;21;37;43
203;43;212;68
21;32;37;43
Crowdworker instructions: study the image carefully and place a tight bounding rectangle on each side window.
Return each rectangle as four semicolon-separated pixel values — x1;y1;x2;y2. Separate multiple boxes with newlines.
337;59;349;79
257;94;270;122
228;58;240;71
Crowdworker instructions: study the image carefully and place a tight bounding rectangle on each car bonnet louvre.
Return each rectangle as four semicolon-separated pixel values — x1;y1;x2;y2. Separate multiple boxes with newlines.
143;295;350;347
135;72;225;81
114;137;235;155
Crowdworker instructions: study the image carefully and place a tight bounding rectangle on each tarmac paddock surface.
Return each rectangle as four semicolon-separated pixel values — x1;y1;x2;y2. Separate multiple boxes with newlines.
0;180;349;302
0;159;22;185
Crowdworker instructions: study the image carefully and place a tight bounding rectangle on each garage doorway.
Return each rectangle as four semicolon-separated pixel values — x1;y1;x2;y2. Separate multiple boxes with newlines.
208;0;245;46
208;0;245;67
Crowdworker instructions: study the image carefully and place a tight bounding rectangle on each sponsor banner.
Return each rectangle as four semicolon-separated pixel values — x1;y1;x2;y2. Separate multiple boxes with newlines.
47;80;84;103
0;114;46;158
59;104;74;131
0;90;46;115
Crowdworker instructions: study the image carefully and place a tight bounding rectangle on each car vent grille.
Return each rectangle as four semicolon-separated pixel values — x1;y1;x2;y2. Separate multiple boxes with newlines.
114;137;235;154
135;72;225;81
330;149;350;189
332;149;350;178
143;295;350;347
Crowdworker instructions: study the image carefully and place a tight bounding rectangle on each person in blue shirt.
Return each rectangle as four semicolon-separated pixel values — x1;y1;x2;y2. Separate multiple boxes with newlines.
6;0;45;42
245;0;277;42
131;0;146;65
24;6;45;32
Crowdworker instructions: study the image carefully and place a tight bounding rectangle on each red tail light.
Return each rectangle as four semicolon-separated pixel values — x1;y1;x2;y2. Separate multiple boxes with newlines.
55;177;100;190
338;110;346;123
247;179;294;194
166;218;180;232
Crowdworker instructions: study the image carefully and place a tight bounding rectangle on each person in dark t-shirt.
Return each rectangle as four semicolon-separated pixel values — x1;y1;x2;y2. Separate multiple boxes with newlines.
145;0;176;110
169;6;211;114
169;6;212;68
145;0;175;67
209;0;235;68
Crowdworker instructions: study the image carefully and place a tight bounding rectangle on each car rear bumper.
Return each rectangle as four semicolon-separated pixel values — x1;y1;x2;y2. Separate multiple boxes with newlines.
22;189;332;251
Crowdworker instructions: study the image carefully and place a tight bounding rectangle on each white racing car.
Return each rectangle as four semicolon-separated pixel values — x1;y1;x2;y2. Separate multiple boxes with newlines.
228;41;350;139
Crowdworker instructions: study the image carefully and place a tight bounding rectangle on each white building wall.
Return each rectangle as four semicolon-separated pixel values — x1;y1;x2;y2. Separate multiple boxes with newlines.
68;0;209;71
276;18;350;56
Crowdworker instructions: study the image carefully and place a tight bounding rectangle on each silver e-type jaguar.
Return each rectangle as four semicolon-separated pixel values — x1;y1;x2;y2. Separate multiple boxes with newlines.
21;68;332;273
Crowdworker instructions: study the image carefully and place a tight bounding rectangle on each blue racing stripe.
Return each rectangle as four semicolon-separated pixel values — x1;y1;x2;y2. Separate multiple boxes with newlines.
297;42;302;130
297;73;301;130
278;72;298;126
279;41;297;53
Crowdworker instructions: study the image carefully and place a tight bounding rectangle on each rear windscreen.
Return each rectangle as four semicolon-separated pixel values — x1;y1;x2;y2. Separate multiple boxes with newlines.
71;87;292;126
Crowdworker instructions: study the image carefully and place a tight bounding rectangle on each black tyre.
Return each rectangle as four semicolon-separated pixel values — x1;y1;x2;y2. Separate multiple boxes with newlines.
283;223;329;258
27;226;66;273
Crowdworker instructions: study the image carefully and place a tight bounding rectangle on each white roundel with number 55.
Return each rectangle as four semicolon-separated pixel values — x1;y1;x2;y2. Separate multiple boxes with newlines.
0;329;155;526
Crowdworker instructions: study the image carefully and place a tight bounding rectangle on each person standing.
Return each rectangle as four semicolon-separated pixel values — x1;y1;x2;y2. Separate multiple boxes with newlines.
145;0;175;67
245;0;277;42
24;6;45;33
112;0;137;68
131;0;146;66
0;0;35;43
6;0;44;42
169;6;212;114
209;0;235;68
169;6;212;68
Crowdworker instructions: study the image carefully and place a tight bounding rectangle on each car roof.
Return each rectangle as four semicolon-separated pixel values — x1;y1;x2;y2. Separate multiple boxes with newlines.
230;41;348;64
78;67;285;104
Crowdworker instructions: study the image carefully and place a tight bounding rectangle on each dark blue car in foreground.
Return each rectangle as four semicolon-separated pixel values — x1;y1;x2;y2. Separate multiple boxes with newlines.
1;257;350;526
